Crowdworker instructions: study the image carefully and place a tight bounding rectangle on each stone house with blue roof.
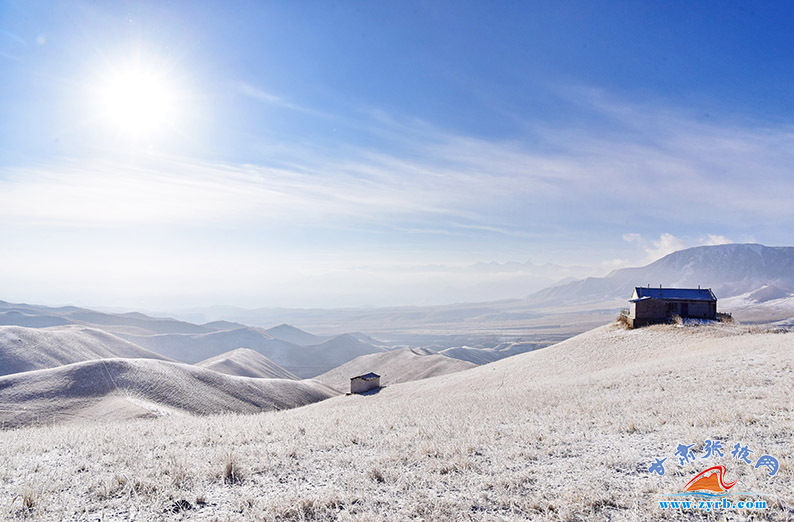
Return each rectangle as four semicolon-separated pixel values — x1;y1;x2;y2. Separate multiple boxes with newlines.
628;286;717;328
350;372;380;394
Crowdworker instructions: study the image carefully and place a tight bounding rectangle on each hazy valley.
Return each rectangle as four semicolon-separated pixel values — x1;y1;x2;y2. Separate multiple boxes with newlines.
1;243;793;519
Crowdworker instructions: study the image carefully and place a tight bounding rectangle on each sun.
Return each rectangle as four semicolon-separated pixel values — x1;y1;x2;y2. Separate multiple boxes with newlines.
94;61;180;138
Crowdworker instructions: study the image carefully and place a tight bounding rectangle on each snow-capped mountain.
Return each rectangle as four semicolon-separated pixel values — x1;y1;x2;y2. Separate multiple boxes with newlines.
528;243;794;305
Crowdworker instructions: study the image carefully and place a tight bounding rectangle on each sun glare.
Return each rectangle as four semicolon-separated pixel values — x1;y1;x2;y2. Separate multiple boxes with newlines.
94;62;180;139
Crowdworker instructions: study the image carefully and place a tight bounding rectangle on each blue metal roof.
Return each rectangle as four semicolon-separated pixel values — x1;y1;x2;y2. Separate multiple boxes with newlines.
351;372;380;380
633;287;716;301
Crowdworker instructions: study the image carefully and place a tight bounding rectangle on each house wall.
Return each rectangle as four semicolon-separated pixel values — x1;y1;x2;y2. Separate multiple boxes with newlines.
685;301;716;319
629;298;717;327
659;300;715;319
351;377;380;394
632;299;667;320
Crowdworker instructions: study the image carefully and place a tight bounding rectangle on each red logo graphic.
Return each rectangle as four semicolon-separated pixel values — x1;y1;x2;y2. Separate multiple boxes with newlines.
683;466;737;493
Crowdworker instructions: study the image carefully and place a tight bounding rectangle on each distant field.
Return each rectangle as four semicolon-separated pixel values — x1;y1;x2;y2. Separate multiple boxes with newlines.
1;323;791;520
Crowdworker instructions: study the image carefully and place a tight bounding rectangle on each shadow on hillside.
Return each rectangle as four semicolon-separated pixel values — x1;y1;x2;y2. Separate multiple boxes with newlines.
347;386;385;397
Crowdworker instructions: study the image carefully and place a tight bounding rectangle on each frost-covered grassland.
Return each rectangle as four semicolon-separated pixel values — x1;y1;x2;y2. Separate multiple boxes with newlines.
1;323;792;520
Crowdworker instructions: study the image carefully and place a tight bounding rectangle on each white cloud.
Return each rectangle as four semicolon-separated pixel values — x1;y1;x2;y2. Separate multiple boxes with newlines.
0;155;473;228
235;81;326;116
699;234;733;246
1;88;792;308
4;93;794;237
622;232;735;265
646;233;688;262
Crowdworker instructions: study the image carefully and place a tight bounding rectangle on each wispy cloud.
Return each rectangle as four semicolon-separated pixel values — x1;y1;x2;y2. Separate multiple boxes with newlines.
0;156;463;228
4;90;794;237
0;51;22;62
235;81;328;116
3;93;794;239
1;90;793;307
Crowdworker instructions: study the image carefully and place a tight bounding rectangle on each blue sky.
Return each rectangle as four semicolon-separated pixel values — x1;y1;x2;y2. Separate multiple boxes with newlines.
1;1;794;308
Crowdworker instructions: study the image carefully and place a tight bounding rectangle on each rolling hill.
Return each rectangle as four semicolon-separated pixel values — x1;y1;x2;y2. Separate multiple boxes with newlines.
0;310;72;328
197;348;299;379
0;300;219;336
264;324;326;346
1;321;790;519
120;329;385;378
119;327;299;364
0;325;167;376
0;357;336;428
438;340;544;365
200;320;248;331
0;301;391;378
315;347;476;392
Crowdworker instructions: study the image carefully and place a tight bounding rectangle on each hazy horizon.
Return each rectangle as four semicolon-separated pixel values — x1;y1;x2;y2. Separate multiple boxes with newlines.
3;2;793;309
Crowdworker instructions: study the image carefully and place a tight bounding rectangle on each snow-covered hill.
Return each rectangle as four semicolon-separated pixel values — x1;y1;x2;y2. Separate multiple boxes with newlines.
315;347;475;392
528;243;794;307
0;357;336;428
197;348;299;379
0;300;218;336
439;340;544;364
264;324;327;346
0;325;167;376
121;329;385;378
2;322;790;519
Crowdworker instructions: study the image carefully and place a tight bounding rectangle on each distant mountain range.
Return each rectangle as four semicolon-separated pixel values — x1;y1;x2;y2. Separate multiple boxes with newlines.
0;300;389;378
1;242;792;379
2;242;793;430
527;243;794;306
265;323;327;345
118;328;386;378
158;244;794;335
0;300;215;336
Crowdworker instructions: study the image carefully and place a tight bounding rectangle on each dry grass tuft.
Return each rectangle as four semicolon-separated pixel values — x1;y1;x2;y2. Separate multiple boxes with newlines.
277;496;345;521
168;499;192;513
165;456;190;488
616;309;631;329
223;452;244;485
368;468;385;483
21;488;36;515
10;488;38;517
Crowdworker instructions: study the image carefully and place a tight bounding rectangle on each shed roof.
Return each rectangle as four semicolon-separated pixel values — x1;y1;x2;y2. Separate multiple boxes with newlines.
632;287;716;302
351;372;380;380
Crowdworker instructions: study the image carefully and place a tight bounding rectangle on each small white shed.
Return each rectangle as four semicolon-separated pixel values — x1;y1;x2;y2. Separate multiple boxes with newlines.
350;372;380;394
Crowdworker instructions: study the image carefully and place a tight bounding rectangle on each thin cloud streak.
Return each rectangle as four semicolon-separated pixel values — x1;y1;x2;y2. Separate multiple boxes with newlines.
3;95;794;234
2;93;793;307
235;81;332;118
